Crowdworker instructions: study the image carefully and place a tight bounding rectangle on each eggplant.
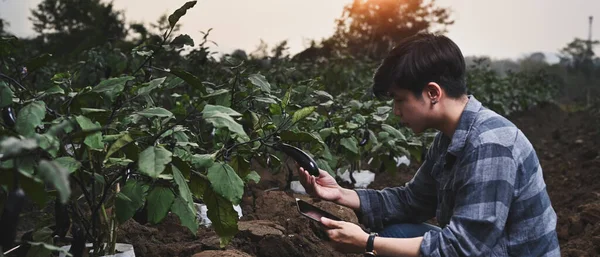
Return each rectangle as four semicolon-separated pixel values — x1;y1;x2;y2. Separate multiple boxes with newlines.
0;187;25;250
2;107;16;128
276;143;320;176
358;129;369;146
54;201;70;239
69;222;86;257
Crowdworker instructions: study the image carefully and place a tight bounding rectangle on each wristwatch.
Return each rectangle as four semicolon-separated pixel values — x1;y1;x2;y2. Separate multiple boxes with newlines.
364;232;378;256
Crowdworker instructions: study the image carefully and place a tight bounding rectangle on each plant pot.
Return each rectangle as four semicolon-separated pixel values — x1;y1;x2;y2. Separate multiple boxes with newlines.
58;243;135;257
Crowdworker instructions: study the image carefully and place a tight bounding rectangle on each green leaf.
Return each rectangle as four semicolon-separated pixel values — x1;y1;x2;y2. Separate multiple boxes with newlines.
207;163;244;205
168;1;197;28
190;173;209;199
314;90;333;100
36;134;59;157
39;85;64;97
204;113;249;142
282;87;292;109
80;108;108;114
279;131;324;145
105;133;134;160
173;165;194;206
138;146;173;178
25;227;55;257
137;107;173;118
0;137;38;158
147;186;175;224
91;76;134;102
27;242;73;256
170;68;207;94
37;160;71;204
0;81;14;108
254;97;277;104
381;124;406;141
15;101;46;137
115;179;147;224
138;77;166;95
75;116;103;150
340;137;359;155
202;89;229;99
202;104;242;117
24;53;52;73
292;106;316;123
204;187;238;247
54;157;81;174
171;196;198;235
248;74;271;93
170;34;195;48
244;171;260;184
315;159;335;177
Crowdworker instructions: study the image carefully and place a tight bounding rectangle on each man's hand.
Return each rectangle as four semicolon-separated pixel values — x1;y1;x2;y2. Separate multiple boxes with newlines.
298;167;342;202
321;217;369;253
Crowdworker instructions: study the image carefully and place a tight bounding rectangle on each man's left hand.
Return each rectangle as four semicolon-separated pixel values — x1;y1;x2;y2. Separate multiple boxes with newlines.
321;217;370;253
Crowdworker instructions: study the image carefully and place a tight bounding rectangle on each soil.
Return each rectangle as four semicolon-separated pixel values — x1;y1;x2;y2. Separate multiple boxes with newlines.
9;101;600;257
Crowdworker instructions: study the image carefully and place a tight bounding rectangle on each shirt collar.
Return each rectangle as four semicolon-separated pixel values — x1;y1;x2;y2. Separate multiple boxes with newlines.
446;95;482;157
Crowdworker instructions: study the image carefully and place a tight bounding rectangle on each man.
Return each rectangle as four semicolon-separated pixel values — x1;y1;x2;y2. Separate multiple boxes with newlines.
297;33;560;256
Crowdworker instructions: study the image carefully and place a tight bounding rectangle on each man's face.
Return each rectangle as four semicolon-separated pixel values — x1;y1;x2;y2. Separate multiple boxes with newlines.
388;87;430;134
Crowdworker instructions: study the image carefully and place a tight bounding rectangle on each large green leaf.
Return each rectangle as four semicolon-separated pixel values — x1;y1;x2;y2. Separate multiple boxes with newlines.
147;186;175;224
340;137;359;154
204;187;238;247
171;196;198;235
207;163;244;205
137;107;173;118
37;160;71;204
204;113;249;142
0;81;14;107
202;104;242;117
248;74;271;93
172;165;194;206
381;124;406;141
15;101;46;137
115;180;147;224
91;76;134;102
190;173;209;199
244;171;261;184
170;68;206;94
168;1;197;28
292;106;316;123
191;153;216;169
75;116;103;150
105;133;134;160
137;77;166;95
138;146;173;178
54;157;81;174
315;159;335;177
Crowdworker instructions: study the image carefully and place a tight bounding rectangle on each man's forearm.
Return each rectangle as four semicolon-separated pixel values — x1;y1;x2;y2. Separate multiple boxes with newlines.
374;236;423;257
334;188;361;210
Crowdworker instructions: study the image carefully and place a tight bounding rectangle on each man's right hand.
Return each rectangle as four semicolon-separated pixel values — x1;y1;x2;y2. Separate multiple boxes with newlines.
298;167;342;202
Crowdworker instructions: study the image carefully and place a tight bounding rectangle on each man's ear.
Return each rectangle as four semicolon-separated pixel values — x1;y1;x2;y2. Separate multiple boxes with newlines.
425;82;442;103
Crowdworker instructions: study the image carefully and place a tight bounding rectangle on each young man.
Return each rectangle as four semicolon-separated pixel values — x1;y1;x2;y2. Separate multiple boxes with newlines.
297;33;560;256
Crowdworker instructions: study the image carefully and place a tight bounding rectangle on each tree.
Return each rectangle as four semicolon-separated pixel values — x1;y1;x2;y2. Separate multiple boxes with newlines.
559;38;599;74
331;0;453;58
29;0;127;56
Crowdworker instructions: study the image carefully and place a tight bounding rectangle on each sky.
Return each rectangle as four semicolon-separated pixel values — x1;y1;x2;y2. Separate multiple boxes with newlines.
1;0;600;63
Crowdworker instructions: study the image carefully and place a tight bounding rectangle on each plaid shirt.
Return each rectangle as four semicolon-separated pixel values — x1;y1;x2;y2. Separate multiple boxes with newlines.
355;96;560;256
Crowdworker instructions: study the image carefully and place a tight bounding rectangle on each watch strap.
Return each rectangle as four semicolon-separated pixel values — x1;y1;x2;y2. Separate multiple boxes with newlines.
364;232;378;256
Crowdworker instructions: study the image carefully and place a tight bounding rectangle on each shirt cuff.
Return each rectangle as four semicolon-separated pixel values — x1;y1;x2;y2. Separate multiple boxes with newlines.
354;188;383;231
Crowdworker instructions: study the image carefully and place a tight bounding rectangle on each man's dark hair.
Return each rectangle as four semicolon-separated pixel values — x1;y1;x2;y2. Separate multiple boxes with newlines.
372;33;467;99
